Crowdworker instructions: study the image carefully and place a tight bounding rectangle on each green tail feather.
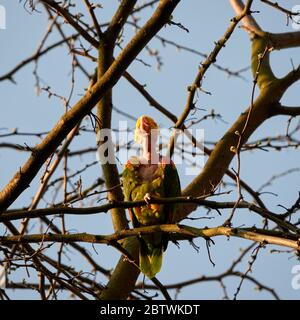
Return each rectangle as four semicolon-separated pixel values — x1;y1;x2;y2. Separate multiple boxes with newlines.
139;237;163;279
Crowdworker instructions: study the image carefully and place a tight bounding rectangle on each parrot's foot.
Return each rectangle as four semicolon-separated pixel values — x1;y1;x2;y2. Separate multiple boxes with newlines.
144;193;152;204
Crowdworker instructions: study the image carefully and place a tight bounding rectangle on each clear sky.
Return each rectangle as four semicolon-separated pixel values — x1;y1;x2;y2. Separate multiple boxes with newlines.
0;0;300;299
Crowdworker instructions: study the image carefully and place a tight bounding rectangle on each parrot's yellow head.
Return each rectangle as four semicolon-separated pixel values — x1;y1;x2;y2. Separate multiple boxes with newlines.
134;115;159;144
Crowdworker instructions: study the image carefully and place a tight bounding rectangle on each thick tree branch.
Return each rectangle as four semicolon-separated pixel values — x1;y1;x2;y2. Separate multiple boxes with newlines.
95;0;139;300
231;0;300;50
0;224;298;251
96;0;138;232
229;0;263;34
2;197;297;233
272;105;300;117
269;31;300;50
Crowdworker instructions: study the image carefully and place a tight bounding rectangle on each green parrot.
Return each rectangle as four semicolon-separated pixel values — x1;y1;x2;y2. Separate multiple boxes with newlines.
122;115;181;279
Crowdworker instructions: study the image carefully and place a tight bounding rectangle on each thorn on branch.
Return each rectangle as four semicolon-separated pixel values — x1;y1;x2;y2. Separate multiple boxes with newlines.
189;239;200;253
205;238;216;267
167;20;189;33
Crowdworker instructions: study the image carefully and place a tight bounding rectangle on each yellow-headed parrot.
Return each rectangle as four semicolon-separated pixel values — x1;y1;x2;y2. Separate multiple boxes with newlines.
122;115;181;279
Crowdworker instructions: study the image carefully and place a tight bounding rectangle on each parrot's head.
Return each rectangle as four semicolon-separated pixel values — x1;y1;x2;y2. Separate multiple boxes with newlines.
134;115;159;144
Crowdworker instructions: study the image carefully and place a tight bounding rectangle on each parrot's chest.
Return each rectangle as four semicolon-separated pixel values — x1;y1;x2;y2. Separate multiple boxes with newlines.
131;165;166;225
132;173;164;200
137;163;159;181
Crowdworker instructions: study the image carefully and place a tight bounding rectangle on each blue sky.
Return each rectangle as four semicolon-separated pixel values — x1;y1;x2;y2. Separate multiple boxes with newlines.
0;0;300;299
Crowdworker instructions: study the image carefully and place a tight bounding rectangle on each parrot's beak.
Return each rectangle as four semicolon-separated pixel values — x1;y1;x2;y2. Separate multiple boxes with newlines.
134;116;158;144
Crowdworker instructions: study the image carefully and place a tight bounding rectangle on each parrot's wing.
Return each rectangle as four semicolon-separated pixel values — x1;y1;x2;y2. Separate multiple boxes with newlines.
122;157;141;228
122;157;140;201
163;161;181;223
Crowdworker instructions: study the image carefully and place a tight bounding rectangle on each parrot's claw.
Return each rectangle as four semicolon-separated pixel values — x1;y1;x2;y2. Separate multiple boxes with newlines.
144;193;151;204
